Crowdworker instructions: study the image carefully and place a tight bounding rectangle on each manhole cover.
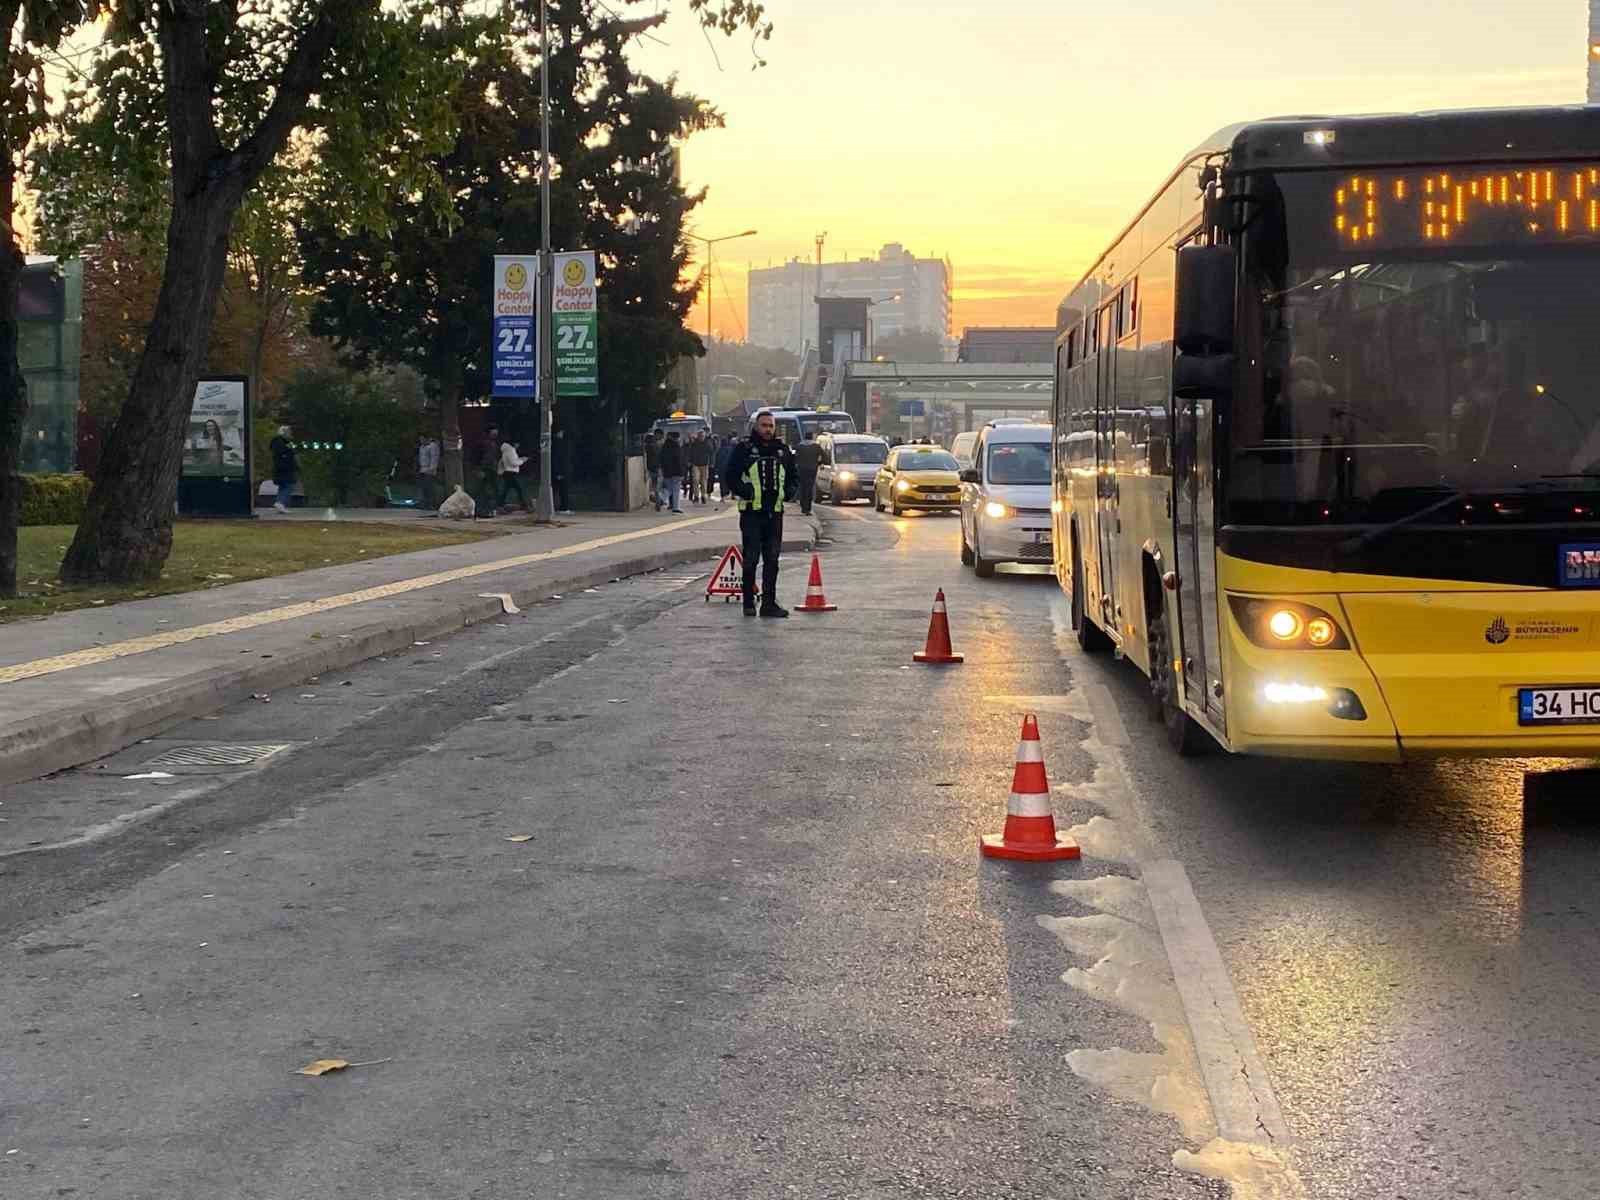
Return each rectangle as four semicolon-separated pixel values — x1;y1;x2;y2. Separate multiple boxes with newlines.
142;743;291;769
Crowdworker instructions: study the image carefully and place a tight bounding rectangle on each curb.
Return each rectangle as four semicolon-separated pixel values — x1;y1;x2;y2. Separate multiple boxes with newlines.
0;523;816;787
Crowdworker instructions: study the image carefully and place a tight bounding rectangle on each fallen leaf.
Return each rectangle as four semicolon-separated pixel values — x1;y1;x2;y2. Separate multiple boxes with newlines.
295;1057;390;1076
296;1058;350;1076
505;834;535;843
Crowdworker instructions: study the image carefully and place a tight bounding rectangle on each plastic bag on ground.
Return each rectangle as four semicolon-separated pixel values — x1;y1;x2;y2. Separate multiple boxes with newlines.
439;485;476;520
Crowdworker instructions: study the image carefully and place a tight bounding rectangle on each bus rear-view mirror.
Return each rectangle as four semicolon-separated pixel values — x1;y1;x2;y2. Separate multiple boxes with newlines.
1173;353;1235;401
1175;245;1236;355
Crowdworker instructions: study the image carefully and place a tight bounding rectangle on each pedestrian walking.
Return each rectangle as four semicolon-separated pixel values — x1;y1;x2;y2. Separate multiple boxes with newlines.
723;410;798;618
497;435;531;512
644;432;662;511
688;430;713;505
658;430;687;513
269;425;297;512
473;425;501;517
417;433;441;511
553;425;574;514
795;429;821;516
713;434;735;502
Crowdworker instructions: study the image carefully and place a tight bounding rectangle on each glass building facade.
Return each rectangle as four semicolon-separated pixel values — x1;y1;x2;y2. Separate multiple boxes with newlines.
19;256;82;475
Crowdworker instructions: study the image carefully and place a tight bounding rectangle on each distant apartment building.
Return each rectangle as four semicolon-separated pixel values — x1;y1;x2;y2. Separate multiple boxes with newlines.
747;243;951;352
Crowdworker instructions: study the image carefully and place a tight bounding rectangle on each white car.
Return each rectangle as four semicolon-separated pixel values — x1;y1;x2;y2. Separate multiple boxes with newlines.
958;422;1053;577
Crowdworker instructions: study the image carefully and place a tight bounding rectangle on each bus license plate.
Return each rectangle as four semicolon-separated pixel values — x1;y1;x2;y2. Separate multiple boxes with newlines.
1518;686;1600;726
1034;531;1051;545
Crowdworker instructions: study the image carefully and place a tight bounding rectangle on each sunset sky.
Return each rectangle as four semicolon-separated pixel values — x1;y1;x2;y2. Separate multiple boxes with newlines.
637;0;1585;347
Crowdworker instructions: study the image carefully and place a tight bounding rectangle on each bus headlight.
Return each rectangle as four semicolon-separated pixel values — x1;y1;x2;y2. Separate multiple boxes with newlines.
837;471;855;482
984;501;1010;520
1267;610;1302;641
895;479;912;493
1229;597;1350;650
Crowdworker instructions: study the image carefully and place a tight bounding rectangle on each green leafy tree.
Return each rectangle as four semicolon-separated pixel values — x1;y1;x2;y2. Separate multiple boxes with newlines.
26;0;768;582
279;366;424;506
54;0;467;584
299;1;719;491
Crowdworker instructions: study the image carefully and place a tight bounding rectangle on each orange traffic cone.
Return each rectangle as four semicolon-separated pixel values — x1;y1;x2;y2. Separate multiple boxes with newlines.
795;554;837;613
912;588;964;663
980;715;1081;861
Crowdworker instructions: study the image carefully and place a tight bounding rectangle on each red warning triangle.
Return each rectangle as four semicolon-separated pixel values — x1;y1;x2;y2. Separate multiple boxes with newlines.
706;544;755;600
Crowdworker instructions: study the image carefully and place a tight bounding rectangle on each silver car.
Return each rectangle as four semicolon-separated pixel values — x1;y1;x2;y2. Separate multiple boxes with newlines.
816;433;889;505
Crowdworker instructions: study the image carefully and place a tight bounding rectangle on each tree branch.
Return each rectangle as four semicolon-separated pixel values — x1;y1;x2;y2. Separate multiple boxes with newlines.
231;0;376;187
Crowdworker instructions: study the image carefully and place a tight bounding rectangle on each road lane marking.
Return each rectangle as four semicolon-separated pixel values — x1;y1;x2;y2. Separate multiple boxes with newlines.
0;513;733;686
1038;600;1305;1197
1143;860;1291;1145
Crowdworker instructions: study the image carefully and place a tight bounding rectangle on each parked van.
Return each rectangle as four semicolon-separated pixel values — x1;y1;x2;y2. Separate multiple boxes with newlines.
815;433;889;504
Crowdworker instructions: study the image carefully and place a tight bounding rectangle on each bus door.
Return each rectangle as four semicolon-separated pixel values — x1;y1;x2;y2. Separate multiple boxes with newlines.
1095;302;1119;627
1171;241;1225;727
1173;391;1211;715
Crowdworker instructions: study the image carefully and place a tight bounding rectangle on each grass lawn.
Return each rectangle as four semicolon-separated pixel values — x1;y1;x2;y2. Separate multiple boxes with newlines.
5;520;494;623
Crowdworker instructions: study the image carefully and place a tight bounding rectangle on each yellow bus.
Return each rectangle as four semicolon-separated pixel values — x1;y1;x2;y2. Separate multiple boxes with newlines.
1054;107;1600;760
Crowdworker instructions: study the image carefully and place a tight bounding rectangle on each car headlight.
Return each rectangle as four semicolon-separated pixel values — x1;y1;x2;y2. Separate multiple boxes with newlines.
895;479;912;493
983;501;1010;520
1228;597;1350;650
837;470;855;482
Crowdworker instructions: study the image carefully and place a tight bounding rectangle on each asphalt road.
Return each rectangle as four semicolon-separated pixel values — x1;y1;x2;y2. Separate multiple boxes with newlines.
4;501;1598;1199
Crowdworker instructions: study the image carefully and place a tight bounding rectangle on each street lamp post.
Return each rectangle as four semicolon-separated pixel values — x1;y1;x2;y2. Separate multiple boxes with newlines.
534;0;556;523
688;229;757;419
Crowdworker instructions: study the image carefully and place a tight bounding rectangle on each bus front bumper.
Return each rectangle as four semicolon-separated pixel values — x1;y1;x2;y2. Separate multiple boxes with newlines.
1220;588;1600;761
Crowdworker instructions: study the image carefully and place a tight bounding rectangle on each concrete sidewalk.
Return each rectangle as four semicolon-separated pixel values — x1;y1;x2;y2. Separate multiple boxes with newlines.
0;505;814;785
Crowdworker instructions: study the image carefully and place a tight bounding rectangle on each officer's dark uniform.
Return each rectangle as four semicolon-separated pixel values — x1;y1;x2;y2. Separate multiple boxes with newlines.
723;432;799;617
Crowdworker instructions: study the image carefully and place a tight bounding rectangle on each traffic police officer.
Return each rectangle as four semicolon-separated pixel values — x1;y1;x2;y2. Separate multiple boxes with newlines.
723;411;799;618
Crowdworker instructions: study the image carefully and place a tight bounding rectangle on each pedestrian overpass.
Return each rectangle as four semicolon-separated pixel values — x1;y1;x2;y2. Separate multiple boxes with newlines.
824;361;1054;437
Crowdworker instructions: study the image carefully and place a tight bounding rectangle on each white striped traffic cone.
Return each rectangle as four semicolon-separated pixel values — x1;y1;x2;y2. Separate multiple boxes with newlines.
795;554;837;613
979;714;1080;861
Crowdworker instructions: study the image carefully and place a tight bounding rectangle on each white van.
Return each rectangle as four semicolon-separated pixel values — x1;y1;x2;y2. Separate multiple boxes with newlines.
950;431;980;471
958;422;1053;577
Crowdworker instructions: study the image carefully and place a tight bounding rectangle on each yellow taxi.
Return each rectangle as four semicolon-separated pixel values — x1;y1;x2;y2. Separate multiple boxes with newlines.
873;445;963;516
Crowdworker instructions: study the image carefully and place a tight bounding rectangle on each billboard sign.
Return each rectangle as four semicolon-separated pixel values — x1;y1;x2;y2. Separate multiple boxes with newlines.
492;254;539;399
179;375;251;516
553;250;598;397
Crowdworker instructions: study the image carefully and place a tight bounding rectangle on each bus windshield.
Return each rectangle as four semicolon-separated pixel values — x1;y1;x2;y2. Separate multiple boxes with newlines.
1230;165;1600;528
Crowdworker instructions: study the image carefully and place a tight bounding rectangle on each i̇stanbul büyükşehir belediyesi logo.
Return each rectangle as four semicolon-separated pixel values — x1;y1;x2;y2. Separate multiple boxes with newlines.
563;258;587;287
504;262;528;291
1485;616;1510;645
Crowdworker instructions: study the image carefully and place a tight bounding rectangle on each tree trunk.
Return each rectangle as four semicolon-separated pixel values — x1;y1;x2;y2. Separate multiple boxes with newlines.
60;180;242;583
440;374;463;489
0;200;25;599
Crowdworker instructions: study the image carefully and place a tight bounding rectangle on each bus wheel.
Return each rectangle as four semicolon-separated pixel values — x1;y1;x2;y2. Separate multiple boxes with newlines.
1148;610;1209;756
1072;543;1112;652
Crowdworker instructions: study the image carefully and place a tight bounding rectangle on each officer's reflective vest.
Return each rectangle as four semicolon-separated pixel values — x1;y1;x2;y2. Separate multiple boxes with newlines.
739;451;786;514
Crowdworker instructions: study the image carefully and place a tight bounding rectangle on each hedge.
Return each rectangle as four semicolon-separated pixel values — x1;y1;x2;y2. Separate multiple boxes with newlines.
19;473;91;526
